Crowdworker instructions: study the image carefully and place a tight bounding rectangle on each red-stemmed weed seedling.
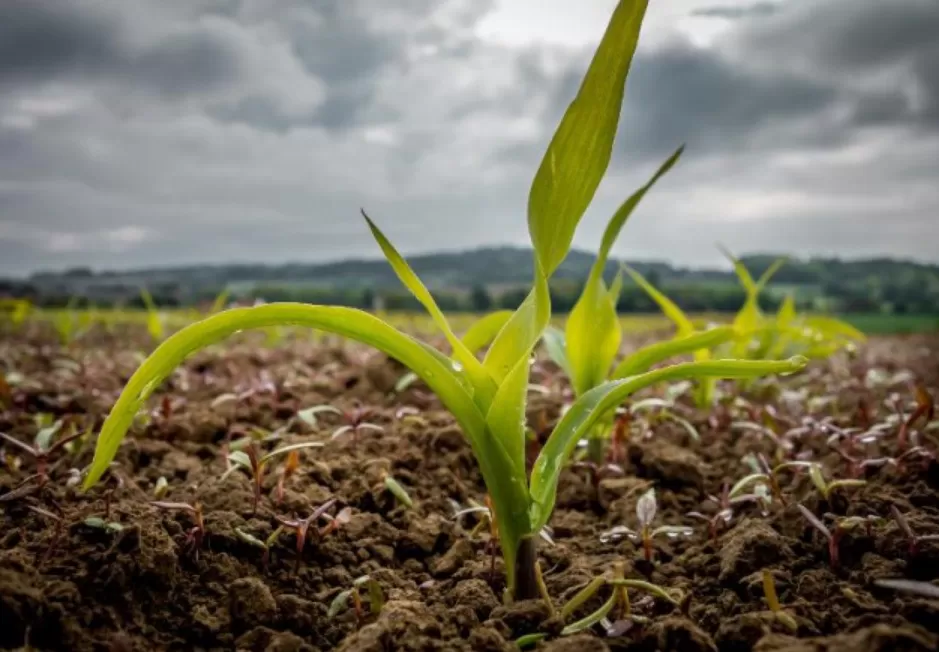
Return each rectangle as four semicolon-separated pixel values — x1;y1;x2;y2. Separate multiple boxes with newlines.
0;421;83;487
151;501;206;558
224;441;324;514
897;384;935;452
235;526;284;568
807;463;866;502
796;504;881;570
27;504;66;565
890;506;939;556
600;488;693;563
275;498;338;570
327;575;385;627
298;402;385;446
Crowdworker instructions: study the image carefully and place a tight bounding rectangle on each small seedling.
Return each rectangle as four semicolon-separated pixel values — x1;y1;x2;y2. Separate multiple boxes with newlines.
224;441;324;513
807;464;866;501
151;501;206;557
890;506;939;556
897;385;935;452
571;459;625;492
327;575;385;626
600;488;693;562
297;402;385;445
83;516;125;534
382;472;414;509
274;450;300;505
27;504;66;564
153;476;169;499
729;456;815;505
762;570;797;632
235;526;284;568
796;504;879;569
319;506;353;538
275;498;338;570
559;562;682;635
0;421;83;486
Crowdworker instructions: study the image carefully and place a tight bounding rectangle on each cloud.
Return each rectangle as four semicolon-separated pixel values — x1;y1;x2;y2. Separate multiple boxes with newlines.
0;0;938;276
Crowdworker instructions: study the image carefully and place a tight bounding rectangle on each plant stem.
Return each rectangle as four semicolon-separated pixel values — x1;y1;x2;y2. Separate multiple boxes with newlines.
514;536;540;600
587;436;605;466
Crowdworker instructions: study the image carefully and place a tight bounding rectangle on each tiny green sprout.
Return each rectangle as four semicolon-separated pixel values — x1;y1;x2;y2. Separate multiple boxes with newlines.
83;516;124;534
761;570;797;632
297;403;385;445
235;526;284;568
600;488;693;563
224;441;324;514
382;473;413;509
560;562;682;636
275;498;338;570
327;574;385;626
394;371;419;394
151;500;205;557
153;476;169;499
729;457;816;505
0;421;83;486
808;463;866;501
890;505;939;556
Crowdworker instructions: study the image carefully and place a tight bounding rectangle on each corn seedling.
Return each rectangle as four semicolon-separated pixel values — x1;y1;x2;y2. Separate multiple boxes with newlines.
151;501;205;557
327;575;385;626
762;570;798;632
890;506;939;556
0;421;82;486
275;498;338;570
599;488;693;563
224;441;324;513
81;0;806;600
153;476;169;499
139;287;165;342
235;526;284;567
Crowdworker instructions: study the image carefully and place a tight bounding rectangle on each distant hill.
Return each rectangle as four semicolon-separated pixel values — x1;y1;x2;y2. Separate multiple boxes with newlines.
4;246;939;315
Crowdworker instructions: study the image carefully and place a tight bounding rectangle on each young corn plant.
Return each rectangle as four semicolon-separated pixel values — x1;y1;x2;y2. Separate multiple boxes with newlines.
81;0;806;600
139;287;165;343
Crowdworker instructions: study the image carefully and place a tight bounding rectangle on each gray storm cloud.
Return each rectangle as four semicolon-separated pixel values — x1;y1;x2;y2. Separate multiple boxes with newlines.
1;0;937;276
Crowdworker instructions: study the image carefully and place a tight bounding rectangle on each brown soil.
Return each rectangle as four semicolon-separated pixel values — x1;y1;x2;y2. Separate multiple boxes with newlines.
1;322;938;651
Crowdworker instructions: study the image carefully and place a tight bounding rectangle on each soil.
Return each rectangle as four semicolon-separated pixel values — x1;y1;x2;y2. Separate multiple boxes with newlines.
1;322;938;651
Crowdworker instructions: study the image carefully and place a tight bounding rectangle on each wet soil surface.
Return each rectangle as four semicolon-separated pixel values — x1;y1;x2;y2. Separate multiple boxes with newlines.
1;323;938;651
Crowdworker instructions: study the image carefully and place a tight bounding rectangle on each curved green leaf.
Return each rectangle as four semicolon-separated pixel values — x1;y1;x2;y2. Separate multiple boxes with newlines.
541;325;571;376
83;304;482;489
461;310;513;355
612;326;736;379
362;212;497;408
529;356;807;531
566;148;683;396
623;265;694;335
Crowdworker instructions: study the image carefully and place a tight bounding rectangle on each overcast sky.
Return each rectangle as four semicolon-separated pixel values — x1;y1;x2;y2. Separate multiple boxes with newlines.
1;0;937;277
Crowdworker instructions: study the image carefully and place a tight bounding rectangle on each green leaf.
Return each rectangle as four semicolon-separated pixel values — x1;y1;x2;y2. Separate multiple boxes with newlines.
486;354;533;480
529;356;807;531
565;148;683;396
483;269;551;383
362;211;497;408
623;265;694;335
82;304;484;489
461;311;513;355
611;326;736;379
527;0;651;276
541;325;571;376
259;441;324;466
